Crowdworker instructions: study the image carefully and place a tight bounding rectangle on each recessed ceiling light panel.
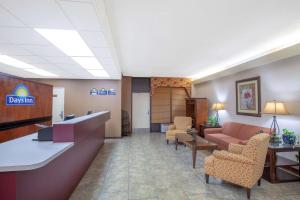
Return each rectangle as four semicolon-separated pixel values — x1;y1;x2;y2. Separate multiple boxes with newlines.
25;68;57;77
35;29;94;57
72;57;104;70
0;55;37;69
87;69;109;77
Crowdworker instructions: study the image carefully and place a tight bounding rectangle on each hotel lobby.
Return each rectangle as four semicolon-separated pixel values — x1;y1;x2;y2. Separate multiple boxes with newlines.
0;1;299;200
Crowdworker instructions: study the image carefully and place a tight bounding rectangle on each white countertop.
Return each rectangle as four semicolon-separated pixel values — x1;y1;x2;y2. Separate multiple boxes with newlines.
0;133;73;172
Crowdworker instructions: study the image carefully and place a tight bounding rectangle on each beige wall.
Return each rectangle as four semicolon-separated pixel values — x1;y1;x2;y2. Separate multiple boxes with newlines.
192;55;300;160
36;79;121;138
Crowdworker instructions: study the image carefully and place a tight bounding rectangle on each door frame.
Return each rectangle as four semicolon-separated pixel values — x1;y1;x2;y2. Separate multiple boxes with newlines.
52;87;65;123
132;92;150;132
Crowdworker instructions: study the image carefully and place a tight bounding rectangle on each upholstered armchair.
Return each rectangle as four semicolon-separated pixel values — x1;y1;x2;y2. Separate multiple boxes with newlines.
204;133;270;199
165;116;192;144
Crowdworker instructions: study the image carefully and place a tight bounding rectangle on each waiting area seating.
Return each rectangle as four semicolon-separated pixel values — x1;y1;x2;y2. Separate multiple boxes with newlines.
165;116;192;143
204;133;270;199
204;122;269;150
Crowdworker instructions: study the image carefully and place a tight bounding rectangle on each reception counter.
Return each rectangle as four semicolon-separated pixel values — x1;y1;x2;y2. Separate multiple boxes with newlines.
0;111;110;200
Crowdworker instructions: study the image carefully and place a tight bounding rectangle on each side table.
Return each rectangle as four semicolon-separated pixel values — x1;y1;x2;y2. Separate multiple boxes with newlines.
199;124;222;137
263;144;300;183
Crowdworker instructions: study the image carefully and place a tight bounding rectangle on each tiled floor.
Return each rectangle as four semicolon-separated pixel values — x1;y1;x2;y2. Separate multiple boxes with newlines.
70;132;300;200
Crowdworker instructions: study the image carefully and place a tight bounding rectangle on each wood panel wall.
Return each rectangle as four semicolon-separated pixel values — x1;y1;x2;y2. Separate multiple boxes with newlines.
121;76;132;133
151;87;188;123
0;73;53;143
151;87;171;123
171;88;188;121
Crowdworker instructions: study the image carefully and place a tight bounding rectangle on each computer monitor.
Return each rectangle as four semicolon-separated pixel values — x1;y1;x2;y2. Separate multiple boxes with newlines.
64;114;76;121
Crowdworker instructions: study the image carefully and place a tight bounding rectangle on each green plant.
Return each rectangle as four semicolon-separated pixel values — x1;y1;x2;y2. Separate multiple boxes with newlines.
208;116;218;127
282;128;296;145
269;132;281;145
282;128;295;136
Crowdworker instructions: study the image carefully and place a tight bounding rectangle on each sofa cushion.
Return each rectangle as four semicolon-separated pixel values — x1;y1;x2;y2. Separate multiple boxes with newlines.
238;124;270;140
205;133;241;150
222;122;243;138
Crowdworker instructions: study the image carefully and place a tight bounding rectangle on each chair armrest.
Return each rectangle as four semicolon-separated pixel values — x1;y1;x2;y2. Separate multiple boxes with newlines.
204;128;223;136
213;150;254;165
228;143;245;154
186;125;192;130
168;124;176;130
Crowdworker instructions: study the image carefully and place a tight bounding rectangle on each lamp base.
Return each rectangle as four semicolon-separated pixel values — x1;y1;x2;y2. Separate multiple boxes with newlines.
270;115;280;135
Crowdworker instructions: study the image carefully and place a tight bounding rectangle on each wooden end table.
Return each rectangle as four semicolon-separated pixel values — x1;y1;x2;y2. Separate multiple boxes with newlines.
264;144;300;183
199;124;222;137
175;134;218;168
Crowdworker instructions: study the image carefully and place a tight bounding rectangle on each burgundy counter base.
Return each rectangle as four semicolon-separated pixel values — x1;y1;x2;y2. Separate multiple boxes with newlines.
0;111;110;200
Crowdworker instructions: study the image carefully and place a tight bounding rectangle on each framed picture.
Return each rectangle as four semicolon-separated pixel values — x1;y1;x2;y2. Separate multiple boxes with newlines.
236;76;261;117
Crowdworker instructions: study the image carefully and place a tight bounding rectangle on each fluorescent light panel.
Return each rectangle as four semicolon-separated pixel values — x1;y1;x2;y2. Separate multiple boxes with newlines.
0;54;57;77
25;68;57;76
87;69;109;77
72;57;104;70
35;29;109;78
35;29;94;57
0;55;37;69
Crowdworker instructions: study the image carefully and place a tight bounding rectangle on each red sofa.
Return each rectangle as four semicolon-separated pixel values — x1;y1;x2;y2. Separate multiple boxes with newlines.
204;122;270;150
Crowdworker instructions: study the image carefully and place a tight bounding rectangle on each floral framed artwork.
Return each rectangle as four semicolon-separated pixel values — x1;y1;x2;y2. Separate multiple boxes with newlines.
236;76;261;117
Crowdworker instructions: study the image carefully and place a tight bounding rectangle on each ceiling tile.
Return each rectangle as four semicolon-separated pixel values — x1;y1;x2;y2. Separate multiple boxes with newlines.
0;27;49;45
0;44;33;55
43;56;75;64
13;55;48;64
20;45;66;57
0;6;25;27
80;31;108;47
0;0;73;29
92;47;112;58
59;1;102;31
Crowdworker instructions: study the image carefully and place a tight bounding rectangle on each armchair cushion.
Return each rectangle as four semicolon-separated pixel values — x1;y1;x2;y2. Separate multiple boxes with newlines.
168;124;176;130
228;143;245;154
174;116;192;130
213;150;254;165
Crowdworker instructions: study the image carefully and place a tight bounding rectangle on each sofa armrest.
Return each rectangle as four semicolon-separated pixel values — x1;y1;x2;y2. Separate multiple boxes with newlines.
213;150;254;165
228;143;245;154
204;128;223;136
238;140;248;145
168;124;176;130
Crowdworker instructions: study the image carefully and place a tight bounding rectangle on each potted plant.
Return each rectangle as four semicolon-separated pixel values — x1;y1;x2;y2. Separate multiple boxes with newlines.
207;116;218;127
269;131;281;145
282;128;296;145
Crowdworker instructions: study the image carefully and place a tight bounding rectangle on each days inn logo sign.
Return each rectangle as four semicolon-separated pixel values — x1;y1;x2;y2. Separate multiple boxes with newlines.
6;84;35;106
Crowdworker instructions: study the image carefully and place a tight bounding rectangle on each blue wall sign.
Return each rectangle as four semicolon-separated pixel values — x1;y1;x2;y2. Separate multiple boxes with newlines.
90;88;98;96
108;89;116;95
6;84;35;106
90;88;116;96
98;88;108;95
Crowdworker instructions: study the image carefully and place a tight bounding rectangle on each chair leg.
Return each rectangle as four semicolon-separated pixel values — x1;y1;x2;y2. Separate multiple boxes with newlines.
246;188;251;199
258;178;261;187
205;174;209;184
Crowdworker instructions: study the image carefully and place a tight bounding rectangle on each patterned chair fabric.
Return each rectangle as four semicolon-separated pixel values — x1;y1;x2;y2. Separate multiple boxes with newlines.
165;116;192;142
204;133;270;189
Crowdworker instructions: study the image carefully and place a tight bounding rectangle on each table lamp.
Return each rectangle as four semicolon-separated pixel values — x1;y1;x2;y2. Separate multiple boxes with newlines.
263;100;289;134
212;102;225;125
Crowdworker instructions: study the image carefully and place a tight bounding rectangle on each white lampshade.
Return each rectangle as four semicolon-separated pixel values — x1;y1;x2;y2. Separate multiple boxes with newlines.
263;101;289;115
